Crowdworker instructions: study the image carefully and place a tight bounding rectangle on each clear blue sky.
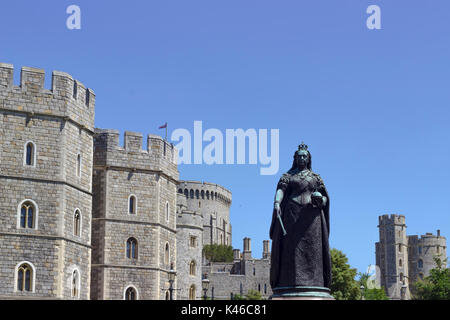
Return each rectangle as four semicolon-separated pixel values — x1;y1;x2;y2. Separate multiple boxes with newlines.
1;1;449;273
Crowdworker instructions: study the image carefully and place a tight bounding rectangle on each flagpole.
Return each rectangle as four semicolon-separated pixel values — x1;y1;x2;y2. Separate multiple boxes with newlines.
165;124;167;141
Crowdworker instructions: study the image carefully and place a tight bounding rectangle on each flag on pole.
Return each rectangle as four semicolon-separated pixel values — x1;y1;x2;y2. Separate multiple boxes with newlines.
159;122;168;140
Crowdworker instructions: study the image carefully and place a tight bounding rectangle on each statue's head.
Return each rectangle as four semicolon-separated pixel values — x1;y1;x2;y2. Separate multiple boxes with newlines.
292;142;312;170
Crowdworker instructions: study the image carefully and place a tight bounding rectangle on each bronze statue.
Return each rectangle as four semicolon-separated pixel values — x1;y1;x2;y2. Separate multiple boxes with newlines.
269;143;332;299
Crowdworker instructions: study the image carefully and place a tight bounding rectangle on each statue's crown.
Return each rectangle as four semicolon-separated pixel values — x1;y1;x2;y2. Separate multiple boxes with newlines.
298;142;308;151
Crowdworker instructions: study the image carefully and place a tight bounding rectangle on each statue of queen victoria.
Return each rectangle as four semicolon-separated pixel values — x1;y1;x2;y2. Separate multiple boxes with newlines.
269;143;333;299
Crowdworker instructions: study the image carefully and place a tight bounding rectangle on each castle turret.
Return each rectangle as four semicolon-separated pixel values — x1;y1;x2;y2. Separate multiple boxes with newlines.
0;63;95;299
375;214;410;300
91;129;178;300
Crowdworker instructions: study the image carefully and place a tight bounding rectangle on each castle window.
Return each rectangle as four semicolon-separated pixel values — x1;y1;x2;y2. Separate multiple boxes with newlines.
264;284;267;294
19;200;37;229
124;286;138;300
184;189;189;198
418;259;423;269
76;154;81;177
164;243;170;265
199;201;201;208
400;273;404;282
165;202;170;222
189;285;196;300
71;269;80;298
128;195;137;214
16;262;35;292
126;238;138;259
178;188;183;194
258;284;261;292
165;291;170;300
437;246;440;254
195;190;200;199
398;244;402;252
419;273;424;280
189;260;196;276
24;141;36;167
190;236;197;248
201;190;205;199
85;89;90;106
399;259;402;267
73;80;78;99
418;246;422;254
206;191;210;200
74;209;81;237
190;190;194;199
253;267;256;276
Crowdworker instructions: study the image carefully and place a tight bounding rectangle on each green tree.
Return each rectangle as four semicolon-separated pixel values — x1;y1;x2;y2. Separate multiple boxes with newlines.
245;289;263;300
358;272;389;300
330;248;360;300
202;244;233;263
412;256;450;300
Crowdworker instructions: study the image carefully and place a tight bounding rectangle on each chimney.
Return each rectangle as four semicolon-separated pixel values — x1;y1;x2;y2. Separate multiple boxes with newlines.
263;240;270;259
243;237;252;260
233;249;241;262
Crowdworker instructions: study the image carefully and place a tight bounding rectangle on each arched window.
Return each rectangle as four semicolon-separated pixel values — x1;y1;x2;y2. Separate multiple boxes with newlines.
74;209;81;237
76;154;82;177
189;260;196;276
165;291;170;300
184;189;188;198
178;188;183;194
19;200;37;229
253;267;256;276
418;259;423;269
399;259;403;267
16;263;34;292
399;244;402;252
206;191;210;200
71;269;80;298
164;243;170;265
399;273;404;282
201;190;205;199
189;285;196;300
190;189;194;199
24;141;36;166
126;238;138;259
258;284;261;292
195;190;200;199
128;195;137;214
124;286;138;300
165;202;169;222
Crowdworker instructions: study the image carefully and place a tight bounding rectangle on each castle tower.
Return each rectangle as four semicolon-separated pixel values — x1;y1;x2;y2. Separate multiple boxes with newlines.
0;63;95;299
90;130;179;300
175;192;203;300
177;181;232;246
408;230;447;284
375;214;410;299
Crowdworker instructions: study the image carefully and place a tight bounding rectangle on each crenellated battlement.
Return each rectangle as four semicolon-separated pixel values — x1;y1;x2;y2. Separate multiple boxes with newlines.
378;214;406;226
93;129;178;181
0;63;95;130
178;180;232;205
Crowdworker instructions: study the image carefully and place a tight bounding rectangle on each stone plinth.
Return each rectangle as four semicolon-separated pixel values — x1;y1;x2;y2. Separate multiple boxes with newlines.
270;286;334;300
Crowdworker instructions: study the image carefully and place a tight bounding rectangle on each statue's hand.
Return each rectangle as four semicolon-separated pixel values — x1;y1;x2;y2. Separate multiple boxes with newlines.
274;202;281;212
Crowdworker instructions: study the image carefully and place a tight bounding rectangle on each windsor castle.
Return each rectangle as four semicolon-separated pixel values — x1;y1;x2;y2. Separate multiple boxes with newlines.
0;63;446;300
0;63;271;300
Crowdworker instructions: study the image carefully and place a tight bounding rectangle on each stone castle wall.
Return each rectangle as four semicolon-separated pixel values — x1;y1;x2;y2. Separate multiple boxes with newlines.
0;63;94;299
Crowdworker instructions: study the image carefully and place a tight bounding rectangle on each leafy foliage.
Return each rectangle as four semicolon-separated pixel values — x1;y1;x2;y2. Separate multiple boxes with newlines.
330;248;361;300
202;244;233;263
412;256;450;300
358;272;389;300
231;290;263;300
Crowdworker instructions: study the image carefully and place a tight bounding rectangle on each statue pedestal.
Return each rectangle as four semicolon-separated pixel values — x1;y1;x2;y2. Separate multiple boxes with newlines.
270;286;334;300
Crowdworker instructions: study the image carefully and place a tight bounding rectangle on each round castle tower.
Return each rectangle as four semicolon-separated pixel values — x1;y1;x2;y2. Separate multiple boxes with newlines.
407;231;447;283
0;63;95;299
177;181;232;246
